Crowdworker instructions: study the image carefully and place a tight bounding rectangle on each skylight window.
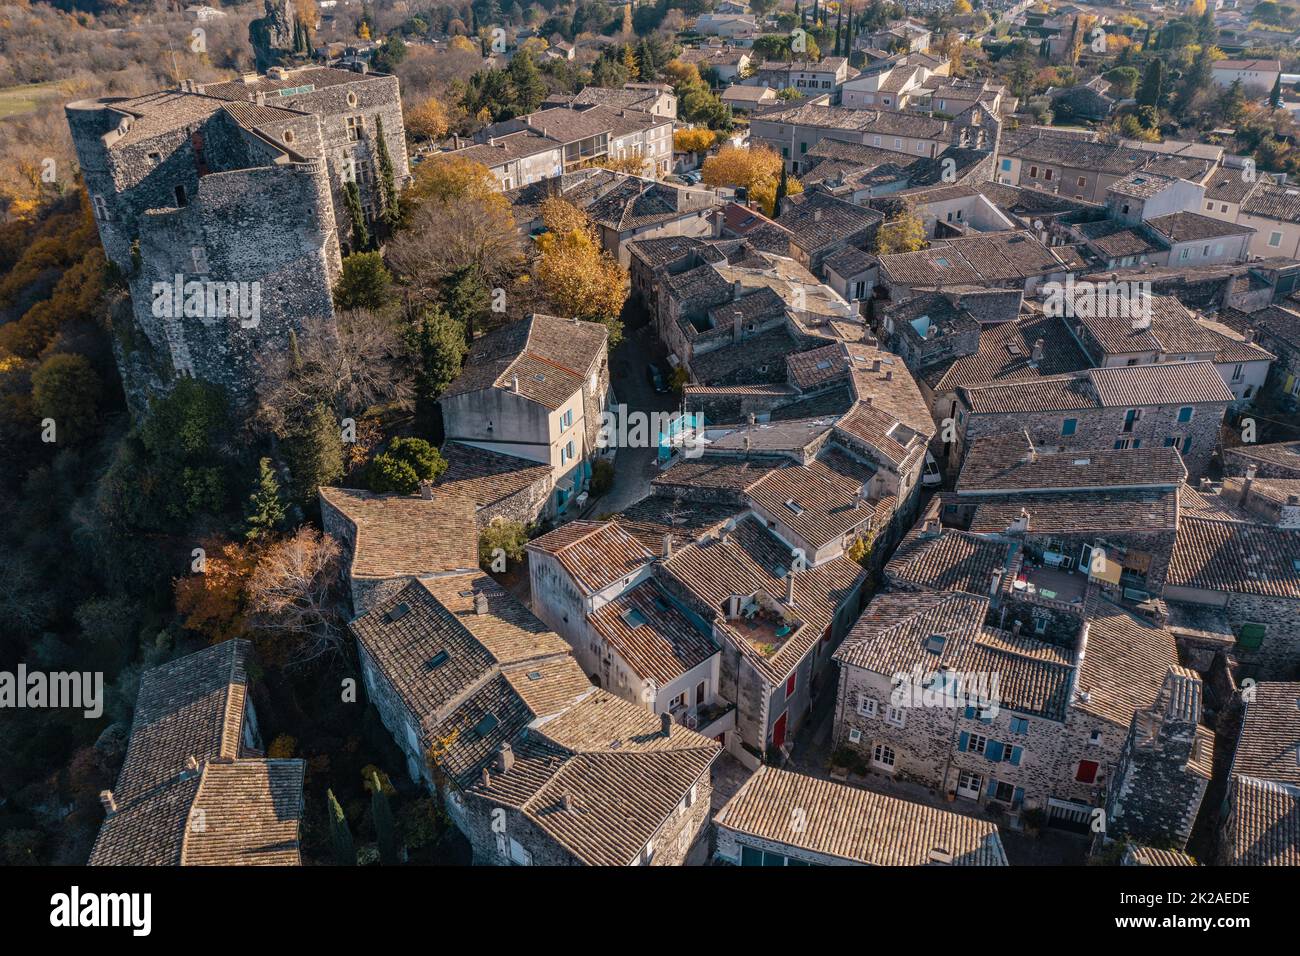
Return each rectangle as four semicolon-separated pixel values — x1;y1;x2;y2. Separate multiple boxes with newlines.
924;634;946;655
474;713;499;737
623;607;649;628
427;649;450;669
386;603;411;623
527;671;543;681
934;257;950;268
785;499;805;515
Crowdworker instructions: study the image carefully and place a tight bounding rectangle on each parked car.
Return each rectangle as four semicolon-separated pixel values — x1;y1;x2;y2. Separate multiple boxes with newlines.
921;451;943;488
647;361;670;393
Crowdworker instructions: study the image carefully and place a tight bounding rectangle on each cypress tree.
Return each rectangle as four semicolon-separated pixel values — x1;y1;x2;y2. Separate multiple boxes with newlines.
1271;73;1283;110
371;771;400;865
243;457;286;541
774;164;788;216
374;116;399;228
327;789;357;866
283;403;344;504
343;180;370;252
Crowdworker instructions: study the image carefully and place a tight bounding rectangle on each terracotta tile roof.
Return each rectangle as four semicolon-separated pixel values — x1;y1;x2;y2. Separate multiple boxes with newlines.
923;314;1090;394
1146;211;1253;243
653;455;787;496
960;361;1233;414
835;590;1074;720
787;343;849;391
1224;775;1300;866
1232;682;1300;786
180;761;306;866
886;522;1015;595
588;580;718;685
747;460;875;549
1224;440;1300;474
419;573;572;665
318;486;478;580
436;442;551;511
716;765;1007;865
501;656;597;718
443;313;607;410
1167;517;1300;598
879;231;1064;287
661;515;866;684
1075;219;1161;258
89;641;305;866
957;434;1187;493
613;494;740;550
775;192;882;255
966;487;1180;534
1076;295;1273;364
1123;845;1199;865
1073;602;1182;727
113;641;250;803
527;520;655;595
1241;181;1300;223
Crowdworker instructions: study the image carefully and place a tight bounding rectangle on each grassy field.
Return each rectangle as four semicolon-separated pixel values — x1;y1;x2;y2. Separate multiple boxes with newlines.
0;80;68;120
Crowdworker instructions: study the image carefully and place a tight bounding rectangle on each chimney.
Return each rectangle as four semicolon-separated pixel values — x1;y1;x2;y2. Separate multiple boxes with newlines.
920;519;939;538
885;370;893;381
662;534;673;559
99;790;118;816
1244;327;1256;344
419;480;434;500
1242;464;1257;504
1032;338;1045;362
660;712;672;737
732;280;743;301
511;375;520;393
747;412;757;425
562;793;574;811
990;567;1003;597
255;91;266;106
813;209;823;222
183;755;200;775
496;742;515;774
474;592;489;615
481;767;492;789
1012;620;1023;636
1008;509;1030;535
872;358;881;372
785;570;797;606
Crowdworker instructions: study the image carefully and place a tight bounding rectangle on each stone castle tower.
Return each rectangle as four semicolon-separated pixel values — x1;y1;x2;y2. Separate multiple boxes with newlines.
66;63;410;415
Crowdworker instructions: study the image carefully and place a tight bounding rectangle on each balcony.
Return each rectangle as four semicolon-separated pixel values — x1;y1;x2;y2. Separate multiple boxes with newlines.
1011;565;1088;610
679;700;736;739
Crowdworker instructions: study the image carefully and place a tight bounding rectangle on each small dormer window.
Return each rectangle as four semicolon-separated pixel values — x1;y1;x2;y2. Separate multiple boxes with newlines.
924;634;945;655
283;129;295;144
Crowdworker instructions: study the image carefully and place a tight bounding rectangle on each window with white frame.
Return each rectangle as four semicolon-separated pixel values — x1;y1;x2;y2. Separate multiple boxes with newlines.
509;837;532;866
968;732;988;755
857;696;878;718
885;704;906;727
872;742;896;768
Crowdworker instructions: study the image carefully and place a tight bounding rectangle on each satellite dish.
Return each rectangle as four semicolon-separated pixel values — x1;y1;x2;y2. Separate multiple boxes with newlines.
1032;219;1044;230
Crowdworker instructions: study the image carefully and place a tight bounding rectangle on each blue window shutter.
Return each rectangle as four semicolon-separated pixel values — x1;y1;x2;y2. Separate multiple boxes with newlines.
1013;787;1025;808
986;740;1004;763
986;778;998;798
959;731;970;752
964;706;975;719
1010;746;1023;766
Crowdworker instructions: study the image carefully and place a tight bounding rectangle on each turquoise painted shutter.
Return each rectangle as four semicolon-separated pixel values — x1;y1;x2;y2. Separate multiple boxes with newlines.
959;731;970;752
964;705;975;719
986;778;998;798
986;740;1004;763
1010;746;1023;766
1013;787;1025;808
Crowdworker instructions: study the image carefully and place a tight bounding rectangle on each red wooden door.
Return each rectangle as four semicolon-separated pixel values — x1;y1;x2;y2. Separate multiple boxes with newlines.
773;711;788;750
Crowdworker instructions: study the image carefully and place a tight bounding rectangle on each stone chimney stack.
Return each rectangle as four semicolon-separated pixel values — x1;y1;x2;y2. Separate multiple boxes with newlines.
562;793;574;811
99;790;118;816
496;742;515;774
662;534;673;560
1032;338;1045;362
419;480;434;500
511;375;520;393
481;767;492;789
474;592;489;615
785;570;797;606
1242;464;1257;505
732;280;743;301
660;712;672;737
990;567;1003;598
